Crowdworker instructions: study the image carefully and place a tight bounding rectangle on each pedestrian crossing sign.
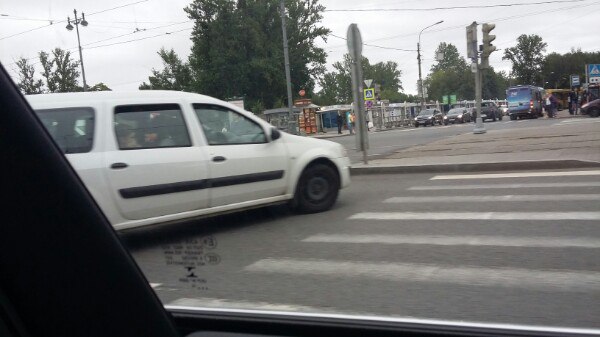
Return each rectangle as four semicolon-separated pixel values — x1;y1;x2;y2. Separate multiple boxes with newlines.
364;88;375;100
589;64;600;77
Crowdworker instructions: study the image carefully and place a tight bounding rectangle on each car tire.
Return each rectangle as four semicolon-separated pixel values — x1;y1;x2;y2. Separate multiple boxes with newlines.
499;115;503;121
589;108;600;118
492;114;497;122
414;124;419;128
293;164;340;214
510;114;517;120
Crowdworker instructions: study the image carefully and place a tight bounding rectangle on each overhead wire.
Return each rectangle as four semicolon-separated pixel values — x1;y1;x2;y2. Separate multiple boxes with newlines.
324;0;590;12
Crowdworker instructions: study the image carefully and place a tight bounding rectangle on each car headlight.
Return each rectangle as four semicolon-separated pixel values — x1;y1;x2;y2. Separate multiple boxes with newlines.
428;116;432;119
414;117;418;121
443;116;448;119
458;114;463;118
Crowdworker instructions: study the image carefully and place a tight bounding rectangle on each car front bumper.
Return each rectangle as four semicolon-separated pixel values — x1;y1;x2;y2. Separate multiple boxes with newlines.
332;156;351;189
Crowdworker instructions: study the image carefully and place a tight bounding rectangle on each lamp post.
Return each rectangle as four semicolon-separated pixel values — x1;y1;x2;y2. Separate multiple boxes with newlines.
417;20;443;110
66;9;88;91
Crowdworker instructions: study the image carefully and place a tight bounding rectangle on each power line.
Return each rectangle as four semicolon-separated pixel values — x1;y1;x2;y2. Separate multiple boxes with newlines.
328;33;417;52
0;0;149;41
85;27;192;50
324;0;590;12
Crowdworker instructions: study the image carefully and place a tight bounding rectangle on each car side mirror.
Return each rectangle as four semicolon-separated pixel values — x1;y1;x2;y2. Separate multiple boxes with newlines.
270;128;281;141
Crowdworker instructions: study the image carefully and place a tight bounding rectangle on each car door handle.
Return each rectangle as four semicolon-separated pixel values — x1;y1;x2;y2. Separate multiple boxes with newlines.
212;156;226;162
110;162;128;169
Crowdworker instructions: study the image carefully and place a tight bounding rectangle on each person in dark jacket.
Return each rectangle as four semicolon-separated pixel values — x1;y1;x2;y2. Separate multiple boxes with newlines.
336;112;344;134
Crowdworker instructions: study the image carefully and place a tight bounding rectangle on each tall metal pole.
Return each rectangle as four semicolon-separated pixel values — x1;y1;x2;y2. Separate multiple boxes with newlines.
280;0;295;134
417;21;443;111
473;63;486;134
73;10;87;92
417;42;424;110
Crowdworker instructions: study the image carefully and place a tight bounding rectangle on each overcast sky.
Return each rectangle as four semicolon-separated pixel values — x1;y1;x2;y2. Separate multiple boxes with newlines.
1;0;598;96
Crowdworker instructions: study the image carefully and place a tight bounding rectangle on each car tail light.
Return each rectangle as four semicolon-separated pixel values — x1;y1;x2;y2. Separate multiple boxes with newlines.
530;100;534;108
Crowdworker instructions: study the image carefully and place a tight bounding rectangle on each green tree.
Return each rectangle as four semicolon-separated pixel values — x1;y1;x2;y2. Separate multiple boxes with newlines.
430;43;467;73
88;82;112;91
39;48;81;93
502;34;547;85
542;49;600;89
139;48;192;91
15;57;44;94
316;54;404;104
183;0;329;111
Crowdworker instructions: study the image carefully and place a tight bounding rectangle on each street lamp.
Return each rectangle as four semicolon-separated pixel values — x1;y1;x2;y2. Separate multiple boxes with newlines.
66;9;88;91
417;20;443;110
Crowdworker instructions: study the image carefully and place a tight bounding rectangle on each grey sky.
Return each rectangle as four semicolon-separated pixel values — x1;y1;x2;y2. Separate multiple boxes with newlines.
1;0;598;96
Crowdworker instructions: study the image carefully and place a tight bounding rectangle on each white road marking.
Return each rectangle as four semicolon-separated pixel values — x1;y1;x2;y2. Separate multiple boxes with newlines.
150;283;162;289
303;234;600;248
408;182;600;190
384;194;600;203
245;258;600;291
431;170;600;180
167;297;330;313
348;212;600;221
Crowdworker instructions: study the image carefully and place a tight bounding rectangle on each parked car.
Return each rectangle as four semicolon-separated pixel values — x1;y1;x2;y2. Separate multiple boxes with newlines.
581;98;600;117
444;108;471;124
414;108;443;127
497;101;509;115
26;91;351;231
480;101;503;121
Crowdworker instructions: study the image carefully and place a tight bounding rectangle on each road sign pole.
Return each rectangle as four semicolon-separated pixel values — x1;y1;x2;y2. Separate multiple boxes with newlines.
347;24;368;164
473;63;486;134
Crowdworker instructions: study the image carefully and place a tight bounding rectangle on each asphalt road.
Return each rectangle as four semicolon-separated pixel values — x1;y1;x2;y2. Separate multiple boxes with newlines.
124;168;600;329
328;117;578;163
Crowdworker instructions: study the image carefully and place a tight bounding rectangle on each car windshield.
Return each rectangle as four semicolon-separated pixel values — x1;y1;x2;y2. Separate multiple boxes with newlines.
3;0;600;333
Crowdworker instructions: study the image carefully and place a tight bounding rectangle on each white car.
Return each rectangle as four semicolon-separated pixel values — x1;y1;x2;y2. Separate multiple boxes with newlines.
27;91;350;230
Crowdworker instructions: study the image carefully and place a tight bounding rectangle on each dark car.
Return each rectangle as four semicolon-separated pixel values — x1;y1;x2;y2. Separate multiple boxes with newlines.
480;102;503;122
581;98;600;117
444;108;471;124
414;108;443;127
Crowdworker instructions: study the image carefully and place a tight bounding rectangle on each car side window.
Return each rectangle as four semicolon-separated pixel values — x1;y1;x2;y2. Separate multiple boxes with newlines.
34;107;95;154
193;104;267;145
114;104;191;150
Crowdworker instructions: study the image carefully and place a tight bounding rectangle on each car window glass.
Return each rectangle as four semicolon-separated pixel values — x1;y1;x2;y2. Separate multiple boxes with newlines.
114;104;191;150
34;107;95;154
193;104;266;145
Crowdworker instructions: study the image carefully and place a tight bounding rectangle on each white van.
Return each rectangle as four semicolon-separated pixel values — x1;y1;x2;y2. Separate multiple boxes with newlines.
27;91;350;230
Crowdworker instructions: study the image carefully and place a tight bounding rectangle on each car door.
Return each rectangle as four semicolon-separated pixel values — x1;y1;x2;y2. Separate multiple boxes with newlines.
103;103;211;221
192;103;288;208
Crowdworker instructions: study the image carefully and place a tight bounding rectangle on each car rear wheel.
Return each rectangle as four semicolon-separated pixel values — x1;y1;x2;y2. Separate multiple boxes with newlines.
590;108;600;118
293;164;339;213
510;114;517;120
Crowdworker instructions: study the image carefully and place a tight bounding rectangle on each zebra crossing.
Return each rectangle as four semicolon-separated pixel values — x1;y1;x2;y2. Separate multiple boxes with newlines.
242;169;600;307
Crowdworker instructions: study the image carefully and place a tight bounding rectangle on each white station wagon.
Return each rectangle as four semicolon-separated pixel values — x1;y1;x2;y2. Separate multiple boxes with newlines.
26;91;351;230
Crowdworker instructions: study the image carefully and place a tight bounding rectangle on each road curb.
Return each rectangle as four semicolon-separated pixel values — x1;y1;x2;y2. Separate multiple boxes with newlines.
350;160;600;175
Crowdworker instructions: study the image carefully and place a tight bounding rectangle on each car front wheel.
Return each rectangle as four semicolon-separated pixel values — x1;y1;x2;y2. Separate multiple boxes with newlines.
293;164;340;213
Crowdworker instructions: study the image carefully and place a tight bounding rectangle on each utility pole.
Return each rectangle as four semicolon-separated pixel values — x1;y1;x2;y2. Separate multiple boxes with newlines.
280;0;296;134
417;20;443;111
347;24;368;164
66;9;88;91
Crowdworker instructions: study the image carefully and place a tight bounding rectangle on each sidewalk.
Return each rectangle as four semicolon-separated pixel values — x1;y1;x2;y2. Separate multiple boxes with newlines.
351;112;600;174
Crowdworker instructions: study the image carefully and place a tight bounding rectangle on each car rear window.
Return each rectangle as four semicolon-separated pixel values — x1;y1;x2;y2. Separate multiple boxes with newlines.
35;107;95;154
114;104;191;150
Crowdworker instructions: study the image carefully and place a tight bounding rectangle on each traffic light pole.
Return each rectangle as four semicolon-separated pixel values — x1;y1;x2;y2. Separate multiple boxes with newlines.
474;63;486;134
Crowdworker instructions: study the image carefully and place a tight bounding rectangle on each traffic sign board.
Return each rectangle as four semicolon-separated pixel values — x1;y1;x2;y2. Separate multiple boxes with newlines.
570;75;580;87
364;79;373;88
442;95;449;104
450;95;457;104
364;88;375;100
366;100;373;108
588;64;600;77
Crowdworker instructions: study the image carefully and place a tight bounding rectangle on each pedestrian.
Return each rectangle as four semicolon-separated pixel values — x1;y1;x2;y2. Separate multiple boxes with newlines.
544;94;553;118
347;111;354;135
549;93;559;118
336;111;344;134
570;89;578;115
350;112;356;134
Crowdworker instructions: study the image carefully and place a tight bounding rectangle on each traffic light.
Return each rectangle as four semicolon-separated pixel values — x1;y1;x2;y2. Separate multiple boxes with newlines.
481;23;496;68
465;22;478;61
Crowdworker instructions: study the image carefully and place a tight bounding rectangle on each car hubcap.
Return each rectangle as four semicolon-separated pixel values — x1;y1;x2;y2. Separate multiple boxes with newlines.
306;176;329;202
